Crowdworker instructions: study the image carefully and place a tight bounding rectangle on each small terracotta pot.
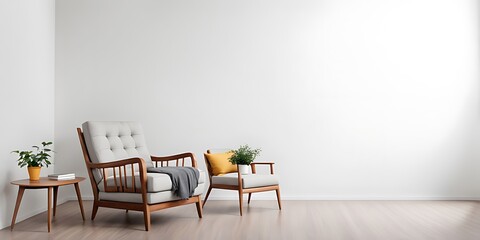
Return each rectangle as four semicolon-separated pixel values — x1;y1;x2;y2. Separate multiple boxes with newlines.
27;166;42;181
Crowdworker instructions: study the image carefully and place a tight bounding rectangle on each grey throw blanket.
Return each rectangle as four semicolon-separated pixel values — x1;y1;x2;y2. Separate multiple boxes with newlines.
147;167;199;199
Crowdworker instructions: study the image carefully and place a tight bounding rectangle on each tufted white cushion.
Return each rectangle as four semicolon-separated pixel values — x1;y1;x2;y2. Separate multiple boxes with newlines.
82;121;154;168
212;173;279;188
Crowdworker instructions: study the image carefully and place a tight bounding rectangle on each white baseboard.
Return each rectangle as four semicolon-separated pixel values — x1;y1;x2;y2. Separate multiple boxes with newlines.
64;195;94;201
208;196;480;201
64;195;480;201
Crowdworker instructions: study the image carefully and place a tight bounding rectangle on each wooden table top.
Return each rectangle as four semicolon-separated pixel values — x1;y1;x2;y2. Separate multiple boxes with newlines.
11;177;85;187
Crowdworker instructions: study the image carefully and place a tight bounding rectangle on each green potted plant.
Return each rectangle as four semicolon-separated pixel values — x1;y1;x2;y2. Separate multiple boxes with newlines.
12;141;53;181
229;145;261;175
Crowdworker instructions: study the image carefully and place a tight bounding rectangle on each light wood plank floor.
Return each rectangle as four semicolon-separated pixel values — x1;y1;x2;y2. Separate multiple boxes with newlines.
2;200;480;240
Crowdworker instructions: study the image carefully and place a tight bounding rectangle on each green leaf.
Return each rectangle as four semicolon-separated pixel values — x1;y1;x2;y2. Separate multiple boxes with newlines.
12;141;53;168
228;144;261;165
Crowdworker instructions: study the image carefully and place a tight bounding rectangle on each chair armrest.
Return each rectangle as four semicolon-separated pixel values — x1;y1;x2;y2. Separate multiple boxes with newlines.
89;157;148;194
89;157;146;169
250;162;275;165
250;162;275;174
236;162;276;188
151;152;197;168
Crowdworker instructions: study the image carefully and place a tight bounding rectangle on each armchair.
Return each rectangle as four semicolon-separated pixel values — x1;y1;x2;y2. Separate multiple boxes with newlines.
203;149;281;215
77;121;205;231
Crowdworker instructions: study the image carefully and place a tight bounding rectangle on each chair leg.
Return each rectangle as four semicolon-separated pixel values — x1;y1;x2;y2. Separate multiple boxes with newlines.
275;187;282;210
238;191;243;216
202;186;213;207
126;209;129;213
91;201;99;220
195;196;203;218
248;193;252;204
143;206;151;231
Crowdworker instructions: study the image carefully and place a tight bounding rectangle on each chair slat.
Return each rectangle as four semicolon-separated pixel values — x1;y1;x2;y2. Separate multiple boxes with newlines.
131;163;136;192
113;167;118;190
102;168;108;192
123;166;128;192
118;166;124;192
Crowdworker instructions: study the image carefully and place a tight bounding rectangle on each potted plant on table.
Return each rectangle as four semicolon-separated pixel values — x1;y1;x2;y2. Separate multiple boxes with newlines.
11;141;53;181
229;145;261;175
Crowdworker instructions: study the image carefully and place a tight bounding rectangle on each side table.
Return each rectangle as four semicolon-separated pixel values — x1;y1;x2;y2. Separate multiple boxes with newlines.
10;177;86;232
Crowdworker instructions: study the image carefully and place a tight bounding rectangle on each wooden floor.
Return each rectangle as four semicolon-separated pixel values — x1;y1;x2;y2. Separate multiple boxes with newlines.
2;200;480;240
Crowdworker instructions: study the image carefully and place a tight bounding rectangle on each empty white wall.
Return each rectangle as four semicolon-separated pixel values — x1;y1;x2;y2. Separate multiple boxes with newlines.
55;0;480;200
0;0;55;228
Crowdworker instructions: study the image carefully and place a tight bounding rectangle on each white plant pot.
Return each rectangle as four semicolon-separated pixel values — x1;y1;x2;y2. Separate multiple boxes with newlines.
238;164;250;175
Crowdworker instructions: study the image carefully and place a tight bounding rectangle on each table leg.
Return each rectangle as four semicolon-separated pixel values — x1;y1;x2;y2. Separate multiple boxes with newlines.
53;186;58;217
48;187;52;232
10;187;25;231
74;183;85;221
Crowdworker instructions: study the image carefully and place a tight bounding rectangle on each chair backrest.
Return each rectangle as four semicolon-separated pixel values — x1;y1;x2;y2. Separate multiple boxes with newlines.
205;149;231;171
204;148;234;178
77;124;147;197
82;121;154;168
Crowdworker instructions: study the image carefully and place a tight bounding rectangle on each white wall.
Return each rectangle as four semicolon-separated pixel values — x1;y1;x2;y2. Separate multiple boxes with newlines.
0;0;55;229
55;0;480;201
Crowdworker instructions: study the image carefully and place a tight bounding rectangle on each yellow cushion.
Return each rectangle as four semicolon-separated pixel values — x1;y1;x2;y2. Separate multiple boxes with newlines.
205;152;237;176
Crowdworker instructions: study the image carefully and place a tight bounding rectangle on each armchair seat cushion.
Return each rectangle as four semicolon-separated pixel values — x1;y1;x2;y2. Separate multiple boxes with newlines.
99;182;206;204
212;173;279;188
98;169;206;193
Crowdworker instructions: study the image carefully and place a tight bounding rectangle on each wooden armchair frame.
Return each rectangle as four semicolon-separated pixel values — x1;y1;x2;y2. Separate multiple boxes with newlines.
77;128;202;231
202;150;282;216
